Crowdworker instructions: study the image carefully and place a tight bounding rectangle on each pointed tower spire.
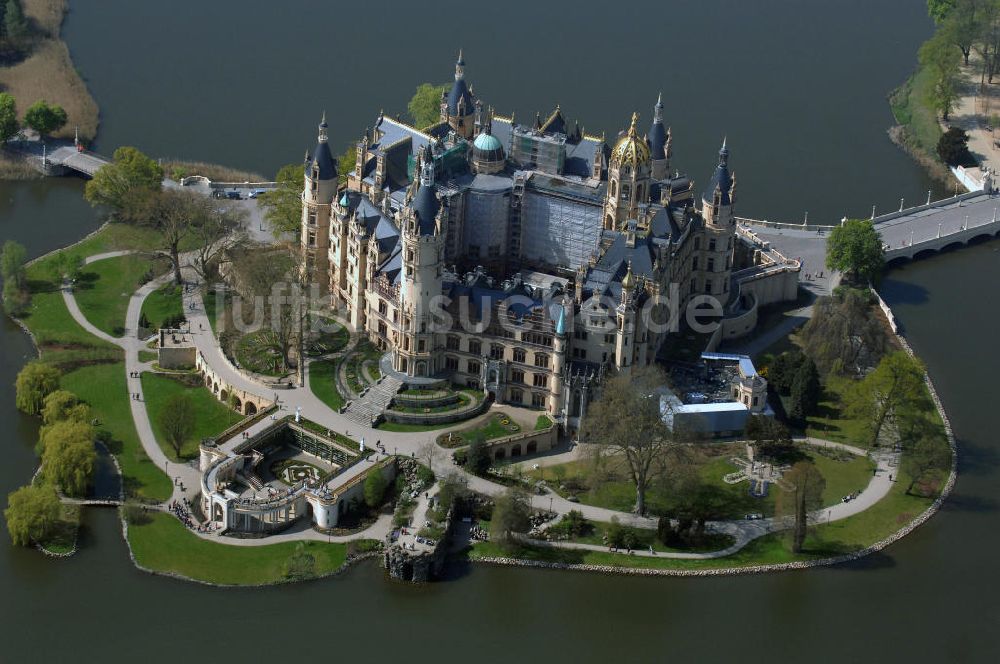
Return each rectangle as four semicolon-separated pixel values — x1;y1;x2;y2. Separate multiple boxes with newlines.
318;112;329;143
455;49;465;80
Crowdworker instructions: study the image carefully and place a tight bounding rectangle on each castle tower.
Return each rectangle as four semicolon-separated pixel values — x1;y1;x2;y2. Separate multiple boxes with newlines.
647;93;672;180
614;263;638;374
328;189;353;304
441;50;476;139
302;113;337;297
604;113;652;231
697;139;738;301
396;144;445;378
551;303;568;416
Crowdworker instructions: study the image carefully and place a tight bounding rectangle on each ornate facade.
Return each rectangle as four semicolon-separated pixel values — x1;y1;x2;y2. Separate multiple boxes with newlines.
301;53;791;431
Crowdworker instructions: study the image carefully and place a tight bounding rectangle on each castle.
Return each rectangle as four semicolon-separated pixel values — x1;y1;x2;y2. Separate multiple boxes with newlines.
301;52;798;432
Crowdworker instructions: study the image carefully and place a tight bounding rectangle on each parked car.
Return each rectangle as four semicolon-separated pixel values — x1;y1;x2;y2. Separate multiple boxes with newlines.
225;190;242;200
248;188;267;199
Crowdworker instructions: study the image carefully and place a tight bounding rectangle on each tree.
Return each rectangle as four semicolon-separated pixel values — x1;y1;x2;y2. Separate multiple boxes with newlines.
776;461;826;553
1;239;28;314
937;126;974;165
15;361;61;415
284;542;316;580
1;239;26;285
47;252;83;283
407;82;448;129
40;420;96;496
257;164;303;237
766;350;803;396
464;437;491;476
928;0;957;23
3;0;28;42
190;196;246;281
799;287;888;375
581;366;675;515
23;100;68;137
84;146;163;219
490;486;532;552
939;0;981;65
902;431;951;495
139;189;200;284
41;390;89;425
159;394;194;457
848;351;930;447
789;357;821;421
826;219;885;284
0;92;17;143
337;144;356;185
919;30;962;120
363;469;387;509
4;484;61;547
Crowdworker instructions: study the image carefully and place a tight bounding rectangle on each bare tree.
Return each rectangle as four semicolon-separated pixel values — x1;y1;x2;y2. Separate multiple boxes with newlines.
191;201;247;282
580;366;675;515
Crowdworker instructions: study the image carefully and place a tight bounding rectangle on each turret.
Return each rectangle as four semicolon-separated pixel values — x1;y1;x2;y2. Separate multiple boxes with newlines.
441;49;476;139
647;93;671;180
396;144;445;378
302;113;337;296
702;138;736;228
604;113;652;231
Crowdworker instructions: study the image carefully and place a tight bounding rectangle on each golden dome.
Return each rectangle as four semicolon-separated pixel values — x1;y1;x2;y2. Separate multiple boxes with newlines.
612;112;651;167
621;260;635;290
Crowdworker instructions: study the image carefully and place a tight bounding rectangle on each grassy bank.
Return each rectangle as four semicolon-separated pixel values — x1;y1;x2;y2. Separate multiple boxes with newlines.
62;362;172;501
308;358;343;411
139;283;183;330
140;372;243;460
0;0;99;142
161;160;266;184
17;224;179;501
127;512;370;585
74;254;170;336
889;65;951;182
471;469;937;572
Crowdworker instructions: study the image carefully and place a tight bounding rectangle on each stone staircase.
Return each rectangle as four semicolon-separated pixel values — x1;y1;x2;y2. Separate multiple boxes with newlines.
344;376;402;425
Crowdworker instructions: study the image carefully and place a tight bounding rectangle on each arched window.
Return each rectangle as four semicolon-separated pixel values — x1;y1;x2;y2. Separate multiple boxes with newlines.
621;185;630;202
610;180;617;198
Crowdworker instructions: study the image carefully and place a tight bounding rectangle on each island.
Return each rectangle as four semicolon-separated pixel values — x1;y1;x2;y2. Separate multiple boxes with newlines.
1;50;959;586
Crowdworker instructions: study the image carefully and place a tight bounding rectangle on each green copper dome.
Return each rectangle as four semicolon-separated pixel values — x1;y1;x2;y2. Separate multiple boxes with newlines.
473;132;502;152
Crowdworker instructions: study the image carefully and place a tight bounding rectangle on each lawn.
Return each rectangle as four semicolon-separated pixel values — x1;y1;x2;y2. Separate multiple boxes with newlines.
529;444;875;520
802;374;872;448
309;358;344;411
468;534;816;572
127;512;362;585
140;283;184;330
73;254;170;336
535;414;553;430
470;468;939;572
141;372;244;460
436;411;522;447
378;421;459;433
202;287;225;335
61;362;172;501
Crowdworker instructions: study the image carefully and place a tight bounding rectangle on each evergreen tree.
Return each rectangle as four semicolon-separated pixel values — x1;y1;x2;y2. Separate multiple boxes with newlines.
3;0;28;42
0;93;17;143
789;357;821;421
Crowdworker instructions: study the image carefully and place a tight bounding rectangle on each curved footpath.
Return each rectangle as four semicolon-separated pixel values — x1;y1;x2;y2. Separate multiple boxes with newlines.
59;251;921;561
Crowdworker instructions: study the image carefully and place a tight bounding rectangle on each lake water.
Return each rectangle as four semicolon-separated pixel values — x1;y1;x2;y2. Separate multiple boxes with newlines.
3;1;997;661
